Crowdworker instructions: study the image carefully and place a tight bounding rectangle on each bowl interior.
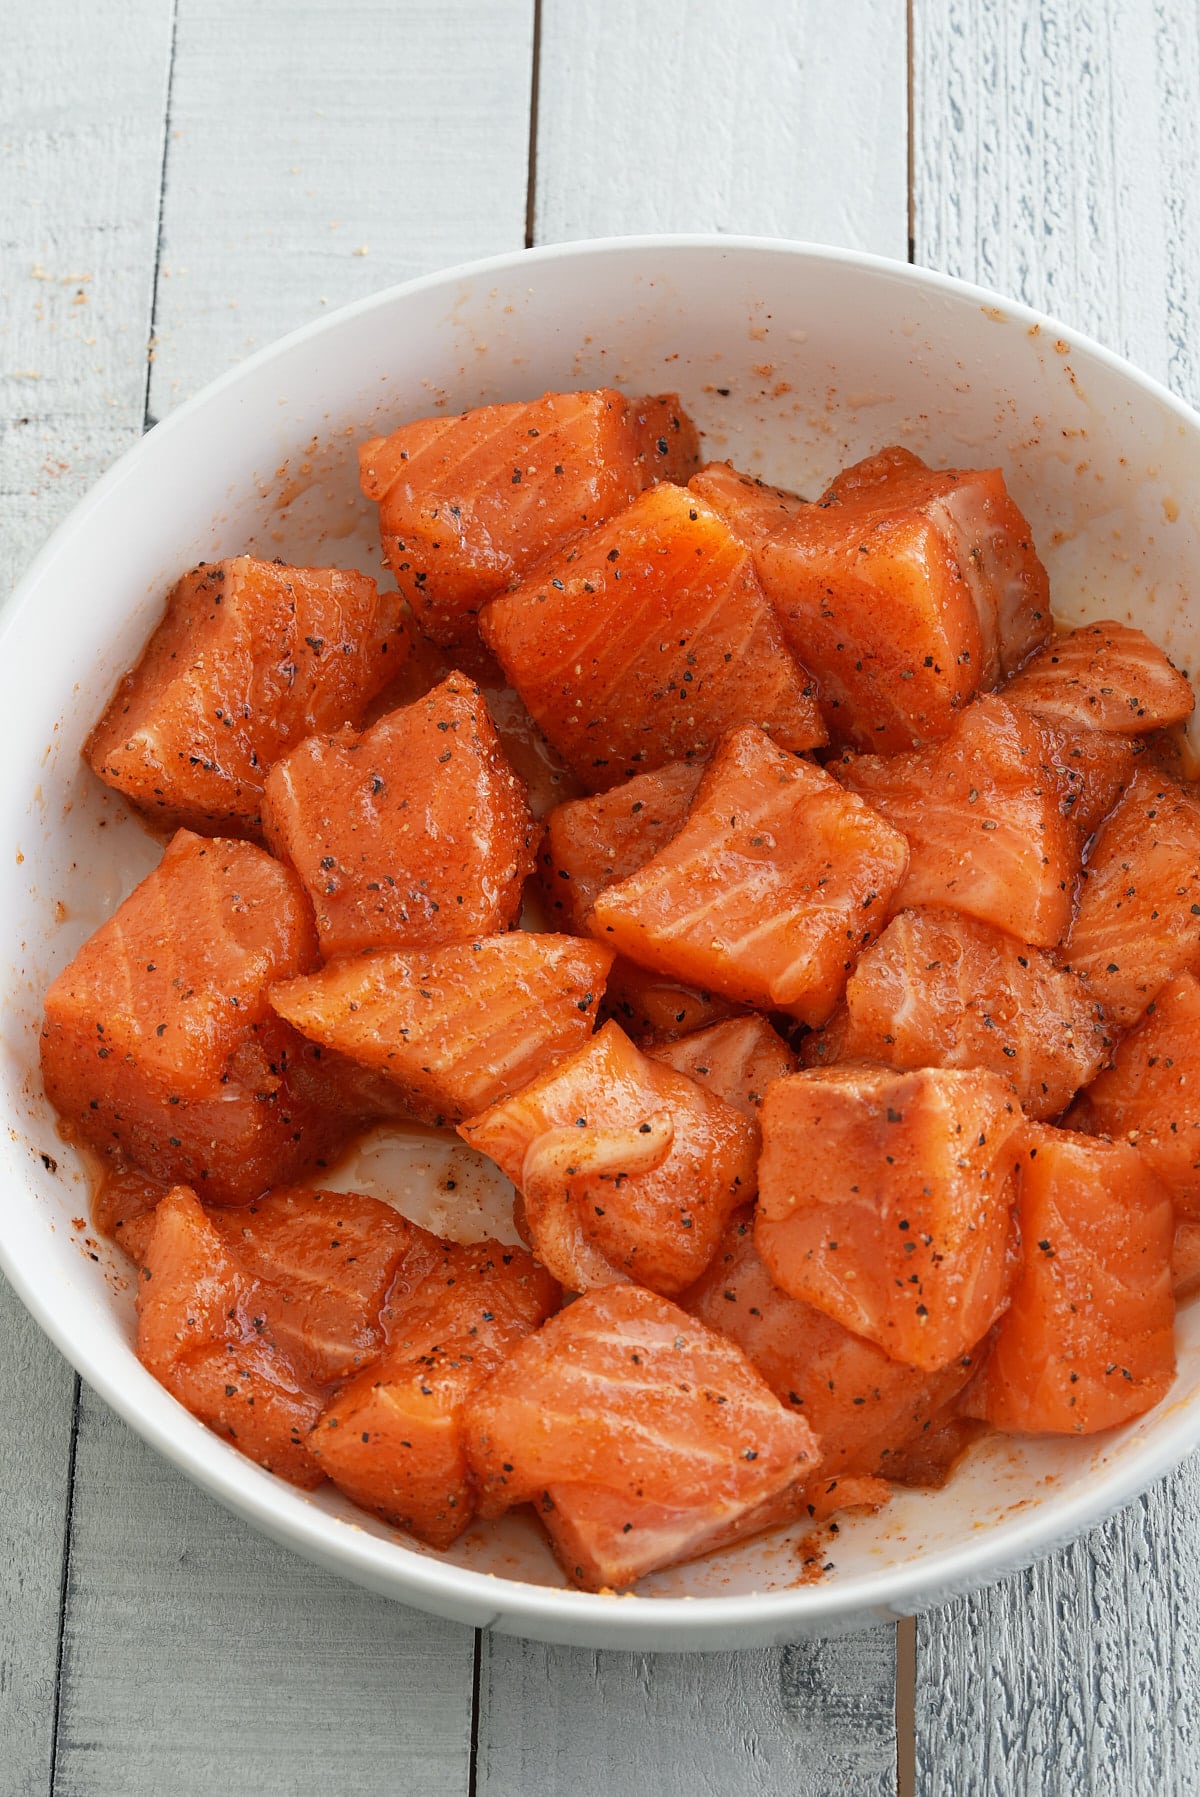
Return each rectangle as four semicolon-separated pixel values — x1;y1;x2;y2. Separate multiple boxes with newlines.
5;239;1200;1645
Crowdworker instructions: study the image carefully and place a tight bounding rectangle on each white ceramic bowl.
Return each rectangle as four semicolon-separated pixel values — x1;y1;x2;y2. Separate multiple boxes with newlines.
6;237;1200;1652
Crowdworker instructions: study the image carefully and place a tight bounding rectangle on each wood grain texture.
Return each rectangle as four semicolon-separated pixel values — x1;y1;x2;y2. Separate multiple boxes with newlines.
0;2;174;1790
533;0;909;255
147;0;536;416
912;0;1200;402
476;1631;900;1797
51;1387;474;1797
0;1284;76;1797
0;0;172;579
916;1462;1200;1796
913;3;1200;1790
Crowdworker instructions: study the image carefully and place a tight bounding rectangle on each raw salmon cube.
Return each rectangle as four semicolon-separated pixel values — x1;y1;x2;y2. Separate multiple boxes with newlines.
479;679;585;820
755;447;1051;752
92;1016;356;1204
589;725;909;1025
1032;719;1137;839
537;1478;810;1589
270;933;614;1126
39;833;354;1201
42;829;318;1100
804;908;1108;1120
462;1285;820;1588
1002;621;1194;735
629;394;703;484
137;1186;325;1487
688;461;807;549
94;1167;170;1265
358;388;697;662
680;1209;979;1496
537;760;705;933
648;1016;798;1121
206;1187;437;1386
599;956;740;1043
261;673;536;957
1174;1221;1200;1301
755;1065;1023;1370
365;641;585;819
1069;972;1200;1217
308;1240;559;1549
459;1019;758;1295
1061;767;1200;1026
965;1126;1175;1434
86;558;407;837
1140;725;1196;787
840;695;1080;948
480;483;826;791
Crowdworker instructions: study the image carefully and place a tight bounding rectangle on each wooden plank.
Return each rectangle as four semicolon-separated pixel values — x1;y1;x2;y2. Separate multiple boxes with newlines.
0;1284;77;1797
475;1631;901;1797
475;8;909;1791
911;0;1200;405
533;0;909;256
0;0;171;583
147;0;535;415
912;2;1200;1788
51;3;536;1791
915;1463;1200;1795
0;2;174;1789
52;1387;474;1797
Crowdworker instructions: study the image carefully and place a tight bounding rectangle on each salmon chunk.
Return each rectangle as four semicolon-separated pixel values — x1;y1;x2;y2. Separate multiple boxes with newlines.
804;908;1108;1120
39;831;353;1201
137;1187;325;1486
590;725;909;1025
42;829;317;1098
270;933;613;1126
94;1167;172;1265
206;1187;433;1385
86;558;406;836
756;447;1051;751
262;673;536;957
629;394;703;484
481;482;826;790
1003;621;1194;735
1033;720;1137;838
309;1240;559;1549
599;957;740;1043
1061;767;1200;1026
459;1019;758;1295
755;1065;1023;1370
1174;1221;1200;1301
688;462;807;549
359;388;698;662
1069;971;1200;1217
462;1285;821;1589
538;760;705;934
648;1016;798;1122
840;696;1080;948
966;1127;1175;1433
681;1210;979;1502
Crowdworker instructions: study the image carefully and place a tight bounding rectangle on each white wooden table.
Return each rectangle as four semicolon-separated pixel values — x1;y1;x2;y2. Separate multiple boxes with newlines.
5;4;1200;1791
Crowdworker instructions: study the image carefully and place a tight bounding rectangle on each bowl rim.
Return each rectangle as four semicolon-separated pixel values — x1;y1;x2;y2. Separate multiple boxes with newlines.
7;230;1200;1644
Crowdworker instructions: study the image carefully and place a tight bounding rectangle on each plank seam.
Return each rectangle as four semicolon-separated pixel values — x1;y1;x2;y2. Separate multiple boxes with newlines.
524;0;543;249
467;1627;484;1797
46;1374;81;1797
142;0;181;433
